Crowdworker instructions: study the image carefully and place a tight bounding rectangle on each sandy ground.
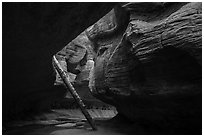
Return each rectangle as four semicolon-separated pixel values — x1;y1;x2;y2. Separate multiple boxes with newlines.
3;108;200;135
4;120;130;135
3;109;135;135
3;108;152;135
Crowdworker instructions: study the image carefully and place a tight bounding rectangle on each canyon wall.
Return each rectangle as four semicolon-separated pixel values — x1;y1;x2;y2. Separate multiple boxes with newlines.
86;2;201;134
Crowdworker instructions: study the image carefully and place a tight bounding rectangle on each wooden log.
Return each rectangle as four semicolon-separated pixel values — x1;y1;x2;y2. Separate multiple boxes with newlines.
52;55;97;131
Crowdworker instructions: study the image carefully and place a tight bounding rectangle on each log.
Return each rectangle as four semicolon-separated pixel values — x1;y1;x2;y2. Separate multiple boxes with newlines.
53;55;97;131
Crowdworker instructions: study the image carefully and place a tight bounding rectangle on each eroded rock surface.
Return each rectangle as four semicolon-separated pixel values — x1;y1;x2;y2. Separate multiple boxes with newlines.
52;2;201;134
85;2;201;134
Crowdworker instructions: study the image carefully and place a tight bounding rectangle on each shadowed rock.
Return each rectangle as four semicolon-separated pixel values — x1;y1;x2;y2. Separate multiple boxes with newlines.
3;2;115;123
86;2;201;134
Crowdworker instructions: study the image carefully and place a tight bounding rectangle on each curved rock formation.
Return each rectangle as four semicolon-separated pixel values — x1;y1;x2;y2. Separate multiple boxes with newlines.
87;2;202;133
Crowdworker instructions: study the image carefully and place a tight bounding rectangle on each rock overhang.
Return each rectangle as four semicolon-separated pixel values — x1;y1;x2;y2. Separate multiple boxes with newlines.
53;3;201;133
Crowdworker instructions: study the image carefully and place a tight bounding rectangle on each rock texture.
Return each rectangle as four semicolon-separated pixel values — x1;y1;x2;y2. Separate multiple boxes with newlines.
87;2;201;134
3;3;115;123
55;31;94;84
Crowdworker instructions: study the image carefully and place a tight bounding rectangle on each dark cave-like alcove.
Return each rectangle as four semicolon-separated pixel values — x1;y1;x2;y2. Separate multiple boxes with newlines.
3;2;115;125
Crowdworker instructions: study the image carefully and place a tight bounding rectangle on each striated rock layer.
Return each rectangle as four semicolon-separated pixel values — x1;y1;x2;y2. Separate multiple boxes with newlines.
86;2;201;134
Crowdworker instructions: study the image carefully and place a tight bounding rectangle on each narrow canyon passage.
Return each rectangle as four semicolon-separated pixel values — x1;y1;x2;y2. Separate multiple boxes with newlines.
3;2;202;135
